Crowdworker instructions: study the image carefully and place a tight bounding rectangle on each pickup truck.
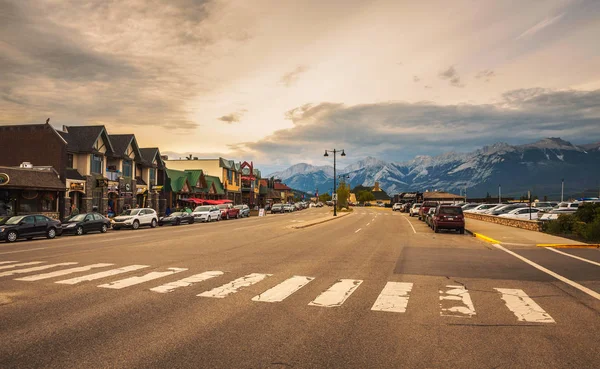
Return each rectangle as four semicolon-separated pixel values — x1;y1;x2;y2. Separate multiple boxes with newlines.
218;204;240;220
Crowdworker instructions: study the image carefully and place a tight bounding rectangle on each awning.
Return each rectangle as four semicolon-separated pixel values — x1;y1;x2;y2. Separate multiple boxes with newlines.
152;186;163;192
181;198;204;204
136;188;148;195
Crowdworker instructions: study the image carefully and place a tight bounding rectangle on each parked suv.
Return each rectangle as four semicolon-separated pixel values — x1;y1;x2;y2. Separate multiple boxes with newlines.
392;203;403;211
418;201;438;221
432;205;465;234
234;204;250;218
0;214;62;243
112;208;158;230
409;203;422;217
218;204;240;220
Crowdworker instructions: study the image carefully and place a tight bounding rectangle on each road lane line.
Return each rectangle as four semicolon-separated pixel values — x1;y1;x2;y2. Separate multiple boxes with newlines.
0;261;18;265
309;279;363;308
0;261;44;270
150;271;224;293
371;282;413;313
15;263;114;281
252;276;314;303
0;262;78;278
545;247;600;267
493;244;600;301
495;288;555;323
98;268;188;289
355;228;362;233
402;216;417;234
198;273;272;298
56;265;150;284
366;222;371;226
440;285;476;317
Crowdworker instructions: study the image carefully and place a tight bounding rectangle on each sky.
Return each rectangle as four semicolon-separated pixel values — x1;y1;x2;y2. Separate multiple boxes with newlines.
2;0;600;174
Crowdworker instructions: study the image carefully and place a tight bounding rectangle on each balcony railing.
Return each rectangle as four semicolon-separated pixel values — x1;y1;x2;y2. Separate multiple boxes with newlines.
106;171;120;181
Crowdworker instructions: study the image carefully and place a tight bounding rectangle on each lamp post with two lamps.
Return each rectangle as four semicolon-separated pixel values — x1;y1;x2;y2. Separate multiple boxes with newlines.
324;149;346;216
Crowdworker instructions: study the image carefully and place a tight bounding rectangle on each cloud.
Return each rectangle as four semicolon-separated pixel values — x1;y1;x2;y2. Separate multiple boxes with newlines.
475;69;496;82
516;13;565;40
438;66;464;87
424;85;433;89
217;110;247;123
280;65;309;87
413;76;421;83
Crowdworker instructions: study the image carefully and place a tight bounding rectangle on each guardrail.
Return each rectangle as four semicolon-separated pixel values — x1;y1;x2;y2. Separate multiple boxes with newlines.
464;212;542;232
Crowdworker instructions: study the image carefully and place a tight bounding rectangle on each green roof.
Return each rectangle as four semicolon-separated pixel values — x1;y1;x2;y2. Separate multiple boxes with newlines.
165;168;190;193
205;175;225;195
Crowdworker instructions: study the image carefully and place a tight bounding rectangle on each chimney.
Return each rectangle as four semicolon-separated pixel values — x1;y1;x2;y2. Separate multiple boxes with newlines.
20;162;33;169
374;181;380;191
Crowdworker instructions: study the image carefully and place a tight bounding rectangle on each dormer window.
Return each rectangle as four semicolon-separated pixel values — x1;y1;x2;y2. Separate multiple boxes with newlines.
123;160;132;178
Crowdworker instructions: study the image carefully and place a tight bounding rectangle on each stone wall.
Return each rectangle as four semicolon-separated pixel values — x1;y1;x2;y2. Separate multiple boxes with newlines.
464;212;542;232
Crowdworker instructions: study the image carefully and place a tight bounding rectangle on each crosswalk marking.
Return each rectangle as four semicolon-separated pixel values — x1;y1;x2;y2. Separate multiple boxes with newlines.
15;263;114;281
309;279;363;308
98;268;188;289
0;261;19;265
150;271;224;293
0;261;44;270
440;285;476;317
0;262;78;278
252;276;314;303
56;265;150;285
495;288;555;323
371;282;413;313
198;273;271;299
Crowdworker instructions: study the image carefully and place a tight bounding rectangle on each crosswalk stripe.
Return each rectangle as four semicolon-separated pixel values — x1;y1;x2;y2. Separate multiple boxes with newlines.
56;265;150;285
252;276;314;303
0;263;78;278
495;288;555;323
0;261;44;270
371;282;413;313
98;268;188;289
309;279;363;308
150;271;224;293
198;273;271;298
439;285;476;317
15;263;114;281
0;261;19;265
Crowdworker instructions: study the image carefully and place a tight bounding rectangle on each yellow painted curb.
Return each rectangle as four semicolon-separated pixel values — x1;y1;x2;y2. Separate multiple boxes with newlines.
473;233;501;244
536;244;600;248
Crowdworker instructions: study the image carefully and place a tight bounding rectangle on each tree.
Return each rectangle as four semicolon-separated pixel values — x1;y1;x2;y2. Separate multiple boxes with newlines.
336;183;350;210
358;190;375;203
319;193;331;202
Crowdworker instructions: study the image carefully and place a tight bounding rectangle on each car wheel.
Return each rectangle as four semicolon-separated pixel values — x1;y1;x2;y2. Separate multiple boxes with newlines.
236;213;239;219
207;216;211;222
47;228;57;239
150;219;157;228
76;226;84;236
101;224;108;233
175;219;181;226
190;218;195;224
6;231;17;243
226;213;229;220
434;225;439;233
132;220;140;230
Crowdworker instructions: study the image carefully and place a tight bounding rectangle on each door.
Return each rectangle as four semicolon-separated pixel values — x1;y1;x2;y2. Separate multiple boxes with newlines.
83;214;95;232
34;215;49;235
19;216;37;237
93;214;105;231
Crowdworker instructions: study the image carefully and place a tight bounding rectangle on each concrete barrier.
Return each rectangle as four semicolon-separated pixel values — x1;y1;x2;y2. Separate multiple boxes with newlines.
464;212;542;232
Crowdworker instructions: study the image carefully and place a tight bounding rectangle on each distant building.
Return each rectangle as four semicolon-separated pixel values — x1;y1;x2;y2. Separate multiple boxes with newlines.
352;181;391;204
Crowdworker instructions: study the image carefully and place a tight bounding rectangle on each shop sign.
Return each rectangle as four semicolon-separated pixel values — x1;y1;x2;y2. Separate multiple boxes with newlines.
258;208;265;217
119;183;131;192
69;182;85;192
0;173;9;186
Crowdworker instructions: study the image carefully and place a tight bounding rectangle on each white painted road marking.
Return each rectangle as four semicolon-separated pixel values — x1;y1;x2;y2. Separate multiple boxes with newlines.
56;265;150;285
440;285;476;317
98;268;188;289
150;271;224;293
495;288;555;323
0;261;19;265
371;282;413;313
355;228;362;233
309;279;363;308
493;244;600;301
15;263;114;281
366;222;371;226
252;276;314;303
0;261;44;270
198;273;271;298
0;262;78;278
402;216;417;234
545;247;600;267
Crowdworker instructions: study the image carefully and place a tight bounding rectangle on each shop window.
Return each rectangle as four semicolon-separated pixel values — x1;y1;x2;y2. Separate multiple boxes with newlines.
149;168;156;185
92;189;102;209
40;193;55;212
91;154;103;174
123;160;132;178
67;154;74;168
227;170;233;183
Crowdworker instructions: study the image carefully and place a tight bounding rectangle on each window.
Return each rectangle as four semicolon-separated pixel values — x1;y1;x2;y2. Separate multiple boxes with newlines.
35;215;48;223
149;168;156;185
67;154;74;168
22;216;35;224
227;170;233;183
91;154;103;174
123;160;132;178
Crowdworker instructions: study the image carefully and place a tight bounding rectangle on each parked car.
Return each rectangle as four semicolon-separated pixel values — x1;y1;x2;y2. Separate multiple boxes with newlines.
418;201;438;221
271;204;285;213
532;202;555;212
112;208;158;230
191;206;221;222
432;205;465;234
0;214;62;242
392;203;403;211
487;203;528;216
556;202;580;210
465;204;499;214
498;208;541;220
461;203;479;211
425;208;436;228
285;204;295;212
62;213;111;235
409;203;422;217
539;208;578;221
234;204;250;218
218;204;240;220
159;211;195;226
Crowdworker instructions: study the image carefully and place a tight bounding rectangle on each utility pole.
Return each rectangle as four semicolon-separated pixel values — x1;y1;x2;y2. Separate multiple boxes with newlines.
528;190;532;220
561;178;564;202
498;184;501;203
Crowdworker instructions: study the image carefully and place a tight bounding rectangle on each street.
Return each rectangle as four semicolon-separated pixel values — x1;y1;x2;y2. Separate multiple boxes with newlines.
1;207;599;369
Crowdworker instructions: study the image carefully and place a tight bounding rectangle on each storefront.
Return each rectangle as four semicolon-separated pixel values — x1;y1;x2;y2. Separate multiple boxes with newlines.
66;180;86;213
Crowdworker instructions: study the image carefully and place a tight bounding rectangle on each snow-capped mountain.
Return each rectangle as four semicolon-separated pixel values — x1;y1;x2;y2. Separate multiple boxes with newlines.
267;138;600;199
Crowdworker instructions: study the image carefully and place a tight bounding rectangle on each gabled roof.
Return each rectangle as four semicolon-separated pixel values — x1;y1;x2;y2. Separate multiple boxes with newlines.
66;168;85;181
61;125;114;154
184;170;206;192
0;123;68;146
165;169;191;193
108;134;142;160
274;182;292;191
139;148;165;168
205;175;225;195
242;167;261;178
423;191;464;200
0;166;65;190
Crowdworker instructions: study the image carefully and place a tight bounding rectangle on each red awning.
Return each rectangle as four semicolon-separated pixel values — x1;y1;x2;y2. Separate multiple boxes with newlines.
182;198;204;204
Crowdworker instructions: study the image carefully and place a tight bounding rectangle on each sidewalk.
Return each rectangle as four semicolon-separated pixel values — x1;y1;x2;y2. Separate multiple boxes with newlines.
465;218;588;246
288;211;352;229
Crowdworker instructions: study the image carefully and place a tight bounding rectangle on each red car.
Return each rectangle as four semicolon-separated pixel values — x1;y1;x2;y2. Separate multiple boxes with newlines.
418;201;439;221
218;204;240;220
432;205;465;234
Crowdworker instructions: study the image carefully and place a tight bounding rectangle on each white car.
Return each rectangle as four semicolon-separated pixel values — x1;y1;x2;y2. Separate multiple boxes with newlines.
466;204;500;214
392;203;403;211
191;205;221;222
539;208;578;221
498;208;540;220
112;208;158;230
409;203;422;217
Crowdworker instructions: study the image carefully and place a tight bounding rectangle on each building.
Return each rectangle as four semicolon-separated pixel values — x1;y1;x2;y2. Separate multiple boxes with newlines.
138;148;168;214
240;162;261;207
352;182;392;204
164;169;226;209
422;191;465;203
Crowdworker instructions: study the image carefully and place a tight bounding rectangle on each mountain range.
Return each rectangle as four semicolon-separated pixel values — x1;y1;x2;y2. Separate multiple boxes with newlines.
267;138;600;199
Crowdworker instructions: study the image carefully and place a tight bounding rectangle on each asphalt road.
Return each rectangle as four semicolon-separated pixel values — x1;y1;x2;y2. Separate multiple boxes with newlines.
0;207;599;369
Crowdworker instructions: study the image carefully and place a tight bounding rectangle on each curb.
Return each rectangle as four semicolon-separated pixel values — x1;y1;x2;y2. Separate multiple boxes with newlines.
536;243;600;248
290;213;351;229
465;229;500;244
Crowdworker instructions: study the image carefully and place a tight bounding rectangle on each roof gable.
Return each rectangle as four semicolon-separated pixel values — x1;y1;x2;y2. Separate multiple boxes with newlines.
62;126;114;154
108;134;141;160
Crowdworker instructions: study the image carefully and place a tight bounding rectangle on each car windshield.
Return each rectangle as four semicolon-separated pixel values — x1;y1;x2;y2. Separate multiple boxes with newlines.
194;206;211;212
423;202;438;207
169;212;183;216
69;214;87;222
120;209;140;216
440;207;462;215
5;216;25;225
218;204;229;209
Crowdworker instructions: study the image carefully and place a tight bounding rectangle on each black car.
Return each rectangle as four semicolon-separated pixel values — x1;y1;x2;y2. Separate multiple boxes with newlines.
270;204;284;213
62;213;111;236
158;212;195;226
0;214;62;243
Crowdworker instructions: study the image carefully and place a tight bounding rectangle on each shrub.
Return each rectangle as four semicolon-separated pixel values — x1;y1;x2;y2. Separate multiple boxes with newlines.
574;203;600;223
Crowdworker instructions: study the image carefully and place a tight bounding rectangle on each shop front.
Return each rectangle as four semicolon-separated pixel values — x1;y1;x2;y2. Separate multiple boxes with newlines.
66;180;86;215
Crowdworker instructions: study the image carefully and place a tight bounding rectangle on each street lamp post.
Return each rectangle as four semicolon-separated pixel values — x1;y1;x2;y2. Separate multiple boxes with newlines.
324;149;346;216
561;178;564;202
498;184;502;203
